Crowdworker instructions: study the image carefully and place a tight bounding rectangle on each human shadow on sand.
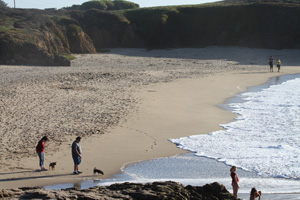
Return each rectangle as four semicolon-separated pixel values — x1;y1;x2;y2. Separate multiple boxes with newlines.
0;172;78;182
0;170;38;176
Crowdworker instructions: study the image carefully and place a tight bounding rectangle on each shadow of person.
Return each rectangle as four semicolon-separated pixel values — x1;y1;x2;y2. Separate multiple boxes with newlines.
0;173;76;183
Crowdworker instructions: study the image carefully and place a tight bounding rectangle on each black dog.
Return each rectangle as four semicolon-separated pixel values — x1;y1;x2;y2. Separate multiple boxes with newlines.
49;162;57;170
93;167;104;175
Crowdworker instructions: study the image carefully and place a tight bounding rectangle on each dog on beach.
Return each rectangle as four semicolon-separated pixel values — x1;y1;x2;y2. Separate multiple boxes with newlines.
49;162;57;170
93;167;104;175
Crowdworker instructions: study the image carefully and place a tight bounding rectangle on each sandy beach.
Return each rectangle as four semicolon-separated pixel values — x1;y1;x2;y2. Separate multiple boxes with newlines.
1;47;300;189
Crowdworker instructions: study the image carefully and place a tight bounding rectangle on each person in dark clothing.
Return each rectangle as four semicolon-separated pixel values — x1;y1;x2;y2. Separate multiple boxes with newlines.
72;137;82;174
269;56;274;72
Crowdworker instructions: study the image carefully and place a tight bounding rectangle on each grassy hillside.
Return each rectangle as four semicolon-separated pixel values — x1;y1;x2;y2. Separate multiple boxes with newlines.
122;2;300;48
0;1;300;65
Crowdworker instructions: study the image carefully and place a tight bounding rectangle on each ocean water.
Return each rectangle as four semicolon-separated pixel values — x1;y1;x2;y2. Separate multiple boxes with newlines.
171;74;300;180
46;74;300;199
95;154;300;199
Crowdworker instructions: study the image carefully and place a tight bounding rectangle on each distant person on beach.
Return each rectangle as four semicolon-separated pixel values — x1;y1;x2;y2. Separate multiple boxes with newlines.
276;58;281;72
269;56;274;72
250;187;262;200
72;137;82;174
230;166;240;198
36;136;48;170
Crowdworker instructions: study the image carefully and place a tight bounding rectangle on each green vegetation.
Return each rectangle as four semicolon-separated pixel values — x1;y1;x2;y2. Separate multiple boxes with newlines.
81;1;108;10
66;24;82;38
51;16;79;25
119;2;300;48
64;0;139;11
112;0;139;10
63;54;76;60
224;0;300;4
0;16;15;32
1;0;300;65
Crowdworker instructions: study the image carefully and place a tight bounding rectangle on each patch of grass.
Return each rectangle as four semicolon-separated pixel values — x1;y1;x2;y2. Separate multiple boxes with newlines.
0;25;11;32
51;16;78;25
0;16;15;32
63;54;76;60
113;12;130;24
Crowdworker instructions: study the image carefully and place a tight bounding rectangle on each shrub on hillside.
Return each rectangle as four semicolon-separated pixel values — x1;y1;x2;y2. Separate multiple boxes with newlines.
81;1;107;10
111;0;139;10
101;0;114;9
64;0;139;11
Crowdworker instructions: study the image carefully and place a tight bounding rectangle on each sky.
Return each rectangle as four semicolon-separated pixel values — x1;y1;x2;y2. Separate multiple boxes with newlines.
2;0;220;10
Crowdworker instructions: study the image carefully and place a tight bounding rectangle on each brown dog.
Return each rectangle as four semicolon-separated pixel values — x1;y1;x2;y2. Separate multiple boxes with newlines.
49;162;57;170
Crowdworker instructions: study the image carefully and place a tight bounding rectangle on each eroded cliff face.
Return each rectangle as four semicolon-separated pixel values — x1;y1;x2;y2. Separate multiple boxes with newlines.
0;8;141;66
68;29;97;53
0;8;96;66
70;9;144;49
53;14;97;54
0;9;66;65
0;181;239;200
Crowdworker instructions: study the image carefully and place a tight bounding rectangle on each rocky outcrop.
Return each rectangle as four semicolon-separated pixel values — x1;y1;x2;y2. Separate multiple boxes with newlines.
0;181;239;200
0;8;95;66
53;14;97;53
0;8;70;66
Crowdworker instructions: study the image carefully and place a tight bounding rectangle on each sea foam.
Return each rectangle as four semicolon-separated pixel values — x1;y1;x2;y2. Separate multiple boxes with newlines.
171;77;300;179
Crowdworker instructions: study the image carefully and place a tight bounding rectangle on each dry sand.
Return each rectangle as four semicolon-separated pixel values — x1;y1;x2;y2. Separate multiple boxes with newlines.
0;47;300;189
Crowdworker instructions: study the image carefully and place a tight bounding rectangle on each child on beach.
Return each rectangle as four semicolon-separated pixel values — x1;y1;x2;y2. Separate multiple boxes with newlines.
230;166;239;198
250;187;262;200
36;136;48;170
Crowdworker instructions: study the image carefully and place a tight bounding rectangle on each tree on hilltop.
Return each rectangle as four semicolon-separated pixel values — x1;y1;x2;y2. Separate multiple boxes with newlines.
0;0;8;7
111;0;139;10
81;0;108;10
64;0;139;11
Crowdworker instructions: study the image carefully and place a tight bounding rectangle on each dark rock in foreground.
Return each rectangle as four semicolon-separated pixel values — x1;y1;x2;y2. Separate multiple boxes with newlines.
0;181;239;200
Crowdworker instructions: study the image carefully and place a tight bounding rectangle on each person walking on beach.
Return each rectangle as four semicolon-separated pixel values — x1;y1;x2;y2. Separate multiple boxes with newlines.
250;187;262;200
269;56;274;72
72;137;82;174
276;58;281;72
36;136;48;171
230;166;240;198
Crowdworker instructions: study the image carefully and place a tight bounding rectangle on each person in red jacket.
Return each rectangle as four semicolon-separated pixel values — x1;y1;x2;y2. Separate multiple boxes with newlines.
36;136;48;170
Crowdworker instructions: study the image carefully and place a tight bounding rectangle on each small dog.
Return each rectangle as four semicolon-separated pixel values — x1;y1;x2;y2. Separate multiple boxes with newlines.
49;162;57;170
93;167;104;175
